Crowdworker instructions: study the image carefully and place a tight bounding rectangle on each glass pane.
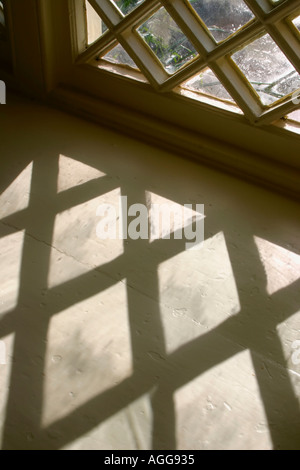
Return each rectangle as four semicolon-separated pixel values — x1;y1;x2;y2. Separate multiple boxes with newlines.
182;68;235;103
86;0;108;45
292;15;300;33
232;34;300;106
138;7;198;74
102;44;138;69
111;0;145;16
188;0;254;43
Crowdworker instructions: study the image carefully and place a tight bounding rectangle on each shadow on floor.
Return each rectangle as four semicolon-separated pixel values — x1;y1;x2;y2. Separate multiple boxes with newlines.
0;98;300;450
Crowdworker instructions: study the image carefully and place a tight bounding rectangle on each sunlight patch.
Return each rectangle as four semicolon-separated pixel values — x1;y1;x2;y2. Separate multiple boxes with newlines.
158;231;240;354
147;192;205;249
58;155;106;194
0;333;15;448
42;280;132;428
254;236;300;295
276;310;300;374
175;349;272;450
0;162;33;220
48;188;123;289
0;230;25;315
61;391;153;450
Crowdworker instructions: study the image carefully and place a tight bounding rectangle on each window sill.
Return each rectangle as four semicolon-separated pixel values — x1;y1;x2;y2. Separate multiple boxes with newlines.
48;79;300;201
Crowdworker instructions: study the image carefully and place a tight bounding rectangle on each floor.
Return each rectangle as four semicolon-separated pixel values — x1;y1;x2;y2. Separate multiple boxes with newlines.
0;93;299;450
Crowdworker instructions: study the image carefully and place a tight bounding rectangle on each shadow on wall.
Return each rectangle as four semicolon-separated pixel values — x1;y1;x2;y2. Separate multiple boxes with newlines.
0;97;299;450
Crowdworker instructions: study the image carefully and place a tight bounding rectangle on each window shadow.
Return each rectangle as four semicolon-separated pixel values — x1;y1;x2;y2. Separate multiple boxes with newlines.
0;100;299;450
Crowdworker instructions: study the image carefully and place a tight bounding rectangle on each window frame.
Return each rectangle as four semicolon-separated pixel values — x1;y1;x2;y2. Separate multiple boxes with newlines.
78;0;300;125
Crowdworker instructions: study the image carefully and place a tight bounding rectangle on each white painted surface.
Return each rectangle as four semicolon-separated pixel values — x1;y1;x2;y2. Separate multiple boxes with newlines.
0;94;299;449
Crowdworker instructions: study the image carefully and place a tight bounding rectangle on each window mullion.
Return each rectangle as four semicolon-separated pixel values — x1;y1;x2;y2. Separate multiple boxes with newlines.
76;0;161;65
210;58;263;123
159;24;265;98
89;0;161;32
76;32;117;66
156;1;265;99
159;57;206;92
159;0;215;55
158;22;264;93
265;0;300;23
256;95;300;125
87;0;168;87
245;0;300;23
265;21;300;75
112;0;161;29
120;28;169;87
244;0;272;18
204;22;263;63
88;0;122;27
70;0;88;57
72;0;300;128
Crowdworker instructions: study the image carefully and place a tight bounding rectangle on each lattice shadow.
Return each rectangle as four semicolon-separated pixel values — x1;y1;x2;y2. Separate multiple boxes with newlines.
0;106;299;450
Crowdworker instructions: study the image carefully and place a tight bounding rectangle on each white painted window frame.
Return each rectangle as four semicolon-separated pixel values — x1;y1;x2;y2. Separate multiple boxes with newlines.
76;0;300;125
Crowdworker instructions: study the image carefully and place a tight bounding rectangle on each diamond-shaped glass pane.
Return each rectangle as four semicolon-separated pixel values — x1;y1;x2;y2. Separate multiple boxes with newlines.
102;44;138;69
86;0;108;45
232;34;300;106
138;7;198;74
292;15;300;33
183;68;235;103
111;0;144;16
188;0;254;43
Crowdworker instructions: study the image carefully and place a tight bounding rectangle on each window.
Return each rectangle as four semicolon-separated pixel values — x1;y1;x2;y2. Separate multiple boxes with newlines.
80;0;300;125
